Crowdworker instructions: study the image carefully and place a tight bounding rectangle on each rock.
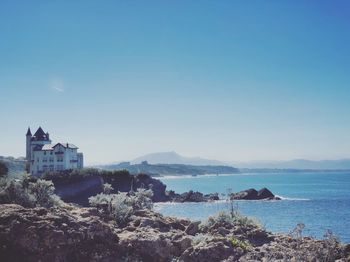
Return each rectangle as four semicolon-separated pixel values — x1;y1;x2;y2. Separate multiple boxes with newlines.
173;190;206;202
230;188;281;200
257;188;274;199
118;229;173;262
138;217;171;232
179;241;240;262
217;227;230;236
230;188;258;200
0;204;120;261
171;191;220;202
0;203;348;262
171;234;193;256
185;221;201;236
204;193;219;201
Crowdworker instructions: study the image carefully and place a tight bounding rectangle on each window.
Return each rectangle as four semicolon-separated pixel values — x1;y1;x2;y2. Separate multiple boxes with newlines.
49;157;54;162
49;165;54;171
50;151;53;155
37;158;39;162
43;158;47;162
44;151;46;155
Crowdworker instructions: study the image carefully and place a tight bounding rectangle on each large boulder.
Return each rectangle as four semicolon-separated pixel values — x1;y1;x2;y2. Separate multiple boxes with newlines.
230;188;280;200
257;188;275;200
230;188;258;200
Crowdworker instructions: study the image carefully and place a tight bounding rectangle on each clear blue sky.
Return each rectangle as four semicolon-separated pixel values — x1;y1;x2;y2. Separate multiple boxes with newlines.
1;1;349;164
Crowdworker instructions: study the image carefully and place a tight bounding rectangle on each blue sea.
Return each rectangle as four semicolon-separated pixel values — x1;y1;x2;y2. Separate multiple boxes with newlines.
154;172;350;243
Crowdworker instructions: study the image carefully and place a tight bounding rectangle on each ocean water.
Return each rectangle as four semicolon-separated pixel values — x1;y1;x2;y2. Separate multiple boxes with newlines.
154;172;350;243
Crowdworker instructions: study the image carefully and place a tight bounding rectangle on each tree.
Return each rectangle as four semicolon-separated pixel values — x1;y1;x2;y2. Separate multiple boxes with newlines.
0;161;8;177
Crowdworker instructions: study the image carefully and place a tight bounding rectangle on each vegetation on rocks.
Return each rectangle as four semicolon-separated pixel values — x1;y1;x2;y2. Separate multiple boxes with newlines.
230;237;252;251
0;174;61;208
0;170;349;261
89;185;153;225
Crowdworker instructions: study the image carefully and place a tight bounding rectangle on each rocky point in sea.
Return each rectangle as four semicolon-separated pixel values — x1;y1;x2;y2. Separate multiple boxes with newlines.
230;188;281;201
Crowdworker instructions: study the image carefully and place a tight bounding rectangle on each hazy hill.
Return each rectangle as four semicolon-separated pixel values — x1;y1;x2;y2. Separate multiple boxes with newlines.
131;151;226;166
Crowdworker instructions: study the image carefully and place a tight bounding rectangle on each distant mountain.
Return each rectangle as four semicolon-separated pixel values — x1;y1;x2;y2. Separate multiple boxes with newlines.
131;151;226;166
233;159;350;170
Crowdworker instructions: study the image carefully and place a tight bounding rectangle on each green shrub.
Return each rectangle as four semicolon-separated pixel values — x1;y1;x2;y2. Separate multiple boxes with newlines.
89;192;133;225
128;188;153;210
230;237;252;251
0;175;61;208
89;188;153;225
102;183;113;194
29;179;60;208
202;210;260;230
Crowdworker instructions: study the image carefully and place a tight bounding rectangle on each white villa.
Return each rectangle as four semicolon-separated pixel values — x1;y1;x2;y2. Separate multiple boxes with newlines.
26;127;83;176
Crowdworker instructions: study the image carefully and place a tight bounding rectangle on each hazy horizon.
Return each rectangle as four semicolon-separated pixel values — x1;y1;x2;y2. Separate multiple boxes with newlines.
1;1;350;165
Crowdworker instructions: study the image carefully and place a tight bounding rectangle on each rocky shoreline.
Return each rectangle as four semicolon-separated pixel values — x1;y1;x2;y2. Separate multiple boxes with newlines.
47;170;281;205
0;203;349;261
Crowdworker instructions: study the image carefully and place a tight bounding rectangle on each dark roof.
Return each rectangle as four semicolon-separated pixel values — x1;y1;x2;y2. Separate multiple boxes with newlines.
53;143;78;149
26;127;32;136
32;127;49;141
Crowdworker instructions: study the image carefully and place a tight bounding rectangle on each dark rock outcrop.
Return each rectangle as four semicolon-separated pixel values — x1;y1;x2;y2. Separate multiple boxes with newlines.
257;187;275;199
170;190;219;203
49;170;170;206
230;187;281;200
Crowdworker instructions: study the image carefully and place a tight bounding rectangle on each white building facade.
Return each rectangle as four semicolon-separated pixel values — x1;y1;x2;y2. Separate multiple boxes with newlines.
26;127;83;176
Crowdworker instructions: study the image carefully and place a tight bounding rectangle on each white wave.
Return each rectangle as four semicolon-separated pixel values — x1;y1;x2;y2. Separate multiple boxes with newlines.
275;195;310;201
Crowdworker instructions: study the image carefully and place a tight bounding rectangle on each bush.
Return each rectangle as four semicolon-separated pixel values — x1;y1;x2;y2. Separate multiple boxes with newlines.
230;237;252;251
89;188;153;225
0;174;61;208
89;192;133;225
202;210;260;230
29;179;59;208
102;183;113;194
128;188;153;210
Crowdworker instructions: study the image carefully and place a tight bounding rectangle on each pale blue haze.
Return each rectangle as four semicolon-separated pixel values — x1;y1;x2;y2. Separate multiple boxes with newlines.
0;1;350;164
156;171;350;242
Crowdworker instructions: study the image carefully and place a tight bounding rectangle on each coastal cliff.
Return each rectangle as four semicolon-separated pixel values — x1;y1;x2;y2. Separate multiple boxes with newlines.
45;169;171;206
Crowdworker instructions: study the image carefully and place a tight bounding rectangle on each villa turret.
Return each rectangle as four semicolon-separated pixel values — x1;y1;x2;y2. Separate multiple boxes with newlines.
26;127;84;176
